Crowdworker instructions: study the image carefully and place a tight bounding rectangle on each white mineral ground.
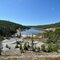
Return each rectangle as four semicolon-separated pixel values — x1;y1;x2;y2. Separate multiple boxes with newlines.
2;34;44;55
1;35;60;58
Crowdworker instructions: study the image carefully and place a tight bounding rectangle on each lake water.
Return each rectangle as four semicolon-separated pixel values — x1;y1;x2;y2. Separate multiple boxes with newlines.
21;29;44;35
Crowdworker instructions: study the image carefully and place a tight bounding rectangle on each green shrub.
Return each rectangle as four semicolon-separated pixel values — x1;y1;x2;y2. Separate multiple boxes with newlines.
47;43;59;52
15;44;19;48
19;44;24;53
16;41;20;44
31;40;34;51
24;43;28;51
6;44;11;49
6;44;9;48
41;44;46;52
47;44;53;52
37;47;40;52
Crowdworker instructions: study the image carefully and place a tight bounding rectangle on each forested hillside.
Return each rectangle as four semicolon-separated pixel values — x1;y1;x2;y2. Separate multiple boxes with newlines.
0;20;29;37
30;22;60;29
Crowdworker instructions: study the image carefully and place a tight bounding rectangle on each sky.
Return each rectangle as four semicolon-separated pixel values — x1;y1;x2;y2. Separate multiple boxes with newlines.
0;0;60;26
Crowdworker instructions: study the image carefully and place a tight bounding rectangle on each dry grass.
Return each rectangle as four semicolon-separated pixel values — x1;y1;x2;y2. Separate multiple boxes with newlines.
0;56;60;60
23;36;47;42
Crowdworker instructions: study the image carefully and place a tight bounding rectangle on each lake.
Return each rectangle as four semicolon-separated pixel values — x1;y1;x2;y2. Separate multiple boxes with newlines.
21;29;44;35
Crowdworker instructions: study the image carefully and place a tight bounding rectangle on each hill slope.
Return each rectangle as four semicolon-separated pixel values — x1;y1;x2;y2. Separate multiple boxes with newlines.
30;22;60;29
0;20;29;37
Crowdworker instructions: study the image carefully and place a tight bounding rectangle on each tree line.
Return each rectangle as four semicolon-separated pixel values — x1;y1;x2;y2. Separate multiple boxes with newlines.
30;22;60;29
0;20;29;39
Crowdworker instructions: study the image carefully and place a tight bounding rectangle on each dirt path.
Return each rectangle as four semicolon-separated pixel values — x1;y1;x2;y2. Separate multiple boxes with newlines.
0;53;60;60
